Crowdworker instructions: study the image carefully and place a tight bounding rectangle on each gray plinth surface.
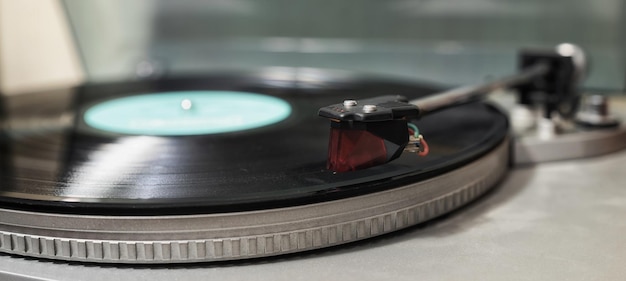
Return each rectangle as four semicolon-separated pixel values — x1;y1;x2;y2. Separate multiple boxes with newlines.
1;148;626;280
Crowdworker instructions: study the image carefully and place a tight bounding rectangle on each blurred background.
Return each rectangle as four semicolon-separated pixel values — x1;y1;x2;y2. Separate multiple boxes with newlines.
1;0;624;94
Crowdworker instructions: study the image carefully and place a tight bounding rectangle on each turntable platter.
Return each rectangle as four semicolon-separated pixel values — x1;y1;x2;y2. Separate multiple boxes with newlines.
0;69;509;263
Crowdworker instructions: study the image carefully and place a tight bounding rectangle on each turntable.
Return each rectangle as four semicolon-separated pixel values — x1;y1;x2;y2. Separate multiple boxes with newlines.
1;0;626;280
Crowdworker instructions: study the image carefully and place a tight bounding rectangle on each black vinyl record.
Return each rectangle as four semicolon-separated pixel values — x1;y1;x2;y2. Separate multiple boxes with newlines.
0;69;508;215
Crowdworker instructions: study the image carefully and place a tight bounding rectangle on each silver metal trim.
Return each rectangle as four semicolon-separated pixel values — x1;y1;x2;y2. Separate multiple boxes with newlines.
0;139;509;264
514;125;626;165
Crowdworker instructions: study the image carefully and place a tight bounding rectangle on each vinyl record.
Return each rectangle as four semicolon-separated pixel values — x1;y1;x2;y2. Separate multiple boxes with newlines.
0;69;508;215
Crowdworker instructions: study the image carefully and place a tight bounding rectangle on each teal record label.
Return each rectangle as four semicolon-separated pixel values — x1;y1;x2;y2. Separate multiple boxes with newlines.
84;91;292;135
